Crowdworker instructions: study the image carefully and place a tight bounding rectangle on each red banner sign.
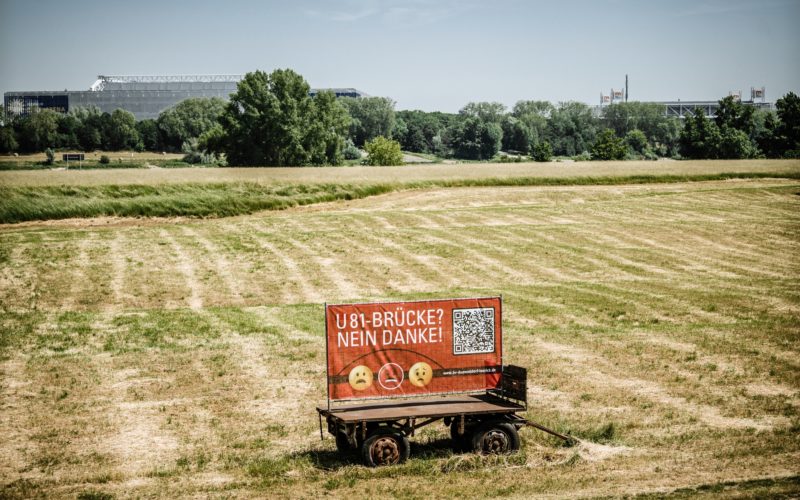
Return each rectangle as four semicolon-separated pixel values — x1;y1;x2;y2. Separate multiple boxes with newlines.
325;297;502;401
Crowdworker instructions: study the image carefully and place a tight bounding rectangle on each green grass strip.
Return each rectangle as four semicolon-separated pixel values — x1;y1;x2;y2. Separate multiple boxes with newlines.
0;161;147;171
1;171;798;224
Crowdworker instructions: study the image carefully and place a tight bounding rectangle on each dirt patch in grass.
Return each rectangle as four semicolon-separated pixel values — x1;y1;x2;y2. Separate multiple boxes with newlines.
159;228;204;310
104;367;180;476
0;356;33;480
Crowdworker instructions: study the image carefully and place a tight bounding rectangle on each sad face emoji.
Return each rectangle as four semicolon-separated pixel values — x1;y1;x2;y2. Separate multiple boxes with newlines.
348;365;373;391
409;361;433;387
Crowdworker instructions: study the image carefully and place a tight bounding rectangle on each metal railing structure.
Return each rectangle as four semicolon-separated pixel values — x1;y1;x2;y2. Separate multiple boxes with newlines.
90;74;245;91
593;100;774;119
662;100;773;119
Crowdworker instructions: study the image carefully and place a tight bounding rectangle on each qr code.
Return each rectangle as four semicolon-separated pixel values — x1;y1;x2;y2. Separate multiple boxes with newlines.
453;307;495;355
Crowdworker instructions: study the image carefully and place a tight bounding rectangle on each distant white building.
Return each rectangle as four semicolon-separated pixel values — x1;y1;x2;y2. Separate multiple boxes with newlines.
4;75;368;120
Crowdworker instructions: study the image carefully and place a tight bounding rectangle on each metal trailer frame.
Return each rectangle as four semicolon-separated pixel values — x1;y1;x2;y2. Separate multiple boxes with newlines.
316;365;572;466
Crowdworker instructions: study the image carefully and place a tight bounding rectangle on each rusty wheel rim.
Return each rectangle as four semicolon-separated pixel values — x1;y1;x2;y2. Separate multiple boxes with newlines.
481;430;509;454
370;436;401;465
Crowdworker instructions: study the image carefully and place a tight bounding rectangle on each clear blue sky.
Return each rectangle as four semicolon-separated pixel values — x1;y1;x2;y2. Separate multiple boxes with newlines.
1;0;798;112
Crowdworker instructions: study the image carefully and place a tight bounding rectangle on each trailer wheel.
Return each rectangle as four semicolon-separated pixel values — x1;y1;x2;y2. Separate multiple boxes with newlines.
449;422;473;453
471;421;520;454
362;430;410;467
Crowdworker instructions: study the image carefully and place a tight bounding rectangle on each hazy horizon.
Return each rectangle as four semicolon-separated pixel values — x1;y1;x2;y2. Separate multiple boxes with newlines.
1;0;798;113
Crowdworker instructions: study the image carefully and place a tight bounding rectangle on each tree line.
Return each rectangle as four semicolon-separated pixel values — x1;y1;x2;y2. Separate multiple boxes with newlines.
1;68;798;165
0;96;227;158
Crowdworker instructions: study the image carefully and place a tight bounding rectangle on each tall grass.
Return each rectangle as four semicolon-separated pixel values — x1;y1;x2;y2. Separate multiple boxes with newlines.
0;183;395;223
1;171;798;224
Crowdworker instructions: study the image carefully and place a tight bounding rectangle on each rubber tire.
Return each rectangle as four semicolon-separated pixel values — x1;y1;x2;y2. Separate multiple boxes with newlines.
471;421;520;454
450;422;473;453
361;430;410;467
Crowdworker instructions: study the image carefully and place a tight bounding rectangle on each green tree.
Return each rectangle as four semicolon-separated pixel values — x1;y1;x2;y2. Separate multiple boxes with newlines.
16;108;60;152
391;117;408;145
715;96;755;136
108;109;139;150
157;97;226;151
431;134;450;158
364;136;403;166
57;113;81;149
501;116;532;153
545;102;598;156
591;129;627;160
406;126;428;152
755;111;781;158
776;92;800;156
531;141;552;162
512;100;552;149
304;90;351;165
215;69;350;166
0;125;18;153
680;110;722;159
339;96;395;146
625;129;648;154
197;123;225;157
478;121;503;160
70;106;105;151
602;102;681;156
717;127;756;159
459;102;506;123
447;117;502;160
512;100;553;119
79;122;104;151
394;110;458;154
136;119;159;151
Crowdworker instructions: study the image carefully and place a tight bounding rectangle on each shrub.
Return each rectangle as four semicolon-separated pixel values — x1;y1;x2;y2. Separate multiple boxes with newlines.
342;139;361;160
591;129;627;160
182;151;203;164
625;129;649;154
99;155;110;164
495;155;525;163
572;152;592;161
531;141;553;162
364;136;403;166
44;148;55;165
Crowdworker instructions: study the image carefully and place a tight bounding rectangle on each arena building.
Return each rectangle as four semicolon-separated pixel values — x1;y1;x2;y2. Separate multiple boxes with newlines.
595;81;773;118
4;75;368;120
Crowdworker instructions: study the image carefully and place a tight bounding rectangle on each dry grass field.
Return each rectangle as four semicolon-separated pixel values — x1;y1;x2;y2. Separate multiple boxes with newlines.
0;152;184;165
1;163;799;498
1;158;799;187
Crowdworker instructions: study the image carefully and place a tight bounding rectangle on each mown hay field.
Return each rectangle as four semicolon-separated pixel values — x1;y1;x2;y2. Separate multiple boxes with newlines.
1;163;799;498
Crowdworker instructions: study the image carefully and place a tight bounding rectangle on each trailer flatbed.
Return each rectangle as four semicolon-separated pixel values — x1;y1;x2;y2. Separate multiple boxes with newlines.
317;393;525;422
